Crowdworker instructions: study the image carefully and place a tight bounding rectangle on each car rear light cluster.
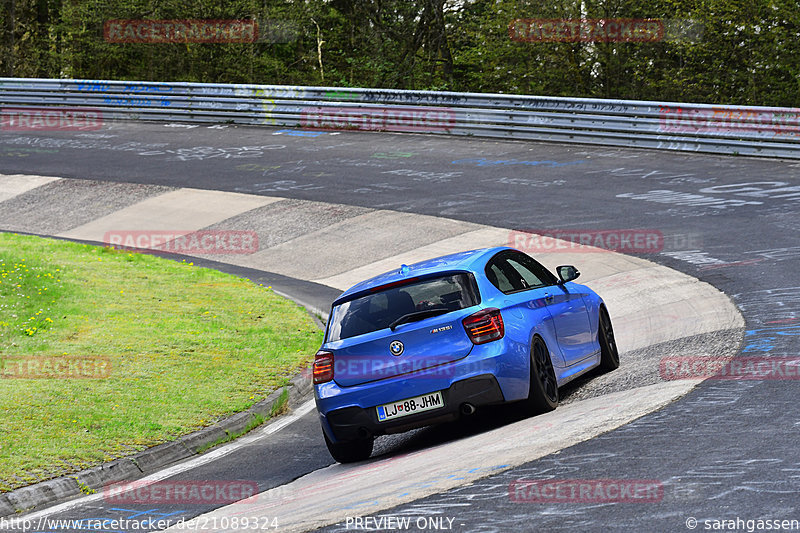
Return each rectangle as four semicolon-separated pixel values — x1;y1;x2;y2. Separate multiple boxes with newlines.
313;351;334;384
462;308;504;344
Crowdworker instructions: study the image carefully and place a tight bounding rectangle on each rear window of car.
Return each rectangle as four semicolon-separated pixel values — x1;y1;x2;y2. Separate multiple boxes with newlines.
326;273;479;342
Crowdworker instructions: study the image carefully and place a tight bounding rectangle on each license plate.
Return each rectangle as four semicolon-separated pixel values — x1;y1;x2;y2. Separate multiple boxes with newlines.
376;391;444;422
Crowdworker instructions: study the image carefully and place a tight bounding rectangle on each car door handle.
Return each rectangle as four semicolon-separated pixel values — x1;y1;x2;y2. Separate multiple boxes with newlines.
544;293;554;302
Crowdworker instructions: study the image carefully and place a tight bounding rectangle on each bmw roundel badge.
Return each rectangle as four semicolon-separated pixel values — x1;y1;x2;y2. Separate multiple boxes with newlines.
389;340;404;356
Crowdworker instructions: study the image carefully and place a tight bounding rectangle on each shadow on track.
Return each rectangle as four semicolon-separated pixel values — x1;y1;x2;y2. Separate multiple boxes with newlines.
370;372;598;460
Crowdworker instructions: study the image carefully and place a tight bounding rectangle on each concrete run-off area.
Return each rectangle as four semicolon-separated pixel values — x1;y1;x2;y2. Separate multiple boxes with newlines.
0;174;743;529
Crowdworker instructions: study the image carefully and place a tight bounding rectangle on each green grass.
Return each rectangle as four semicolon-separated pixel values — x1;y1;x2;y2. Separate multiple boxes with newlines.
0;233;323;491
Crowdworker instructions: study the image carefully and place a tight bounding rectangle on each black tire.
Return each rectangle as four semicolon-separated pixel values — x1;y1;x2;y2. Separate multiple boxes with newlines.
598;306;620;372
523;336;559;414
323;432;374;463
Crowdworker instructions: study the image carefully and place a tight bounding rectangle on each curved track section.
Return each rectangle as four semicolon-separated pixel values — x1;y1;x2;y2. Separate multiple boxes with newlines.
1;122;797;531
1;174;740;531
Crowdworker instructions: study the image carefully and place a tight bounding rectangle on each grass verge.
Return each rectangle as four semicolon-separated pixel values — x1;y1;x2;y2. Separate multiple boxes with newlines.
0;233;322;491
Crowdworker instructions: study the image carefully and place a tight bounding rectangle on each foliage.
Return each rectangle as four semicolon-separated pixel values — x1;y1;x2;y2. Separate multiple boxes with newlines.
0;0;797;107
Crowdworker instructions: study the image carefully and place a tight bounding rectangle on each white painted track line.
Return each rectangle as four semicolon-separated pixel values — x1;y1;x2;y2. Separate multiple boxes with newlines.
19;400;316;522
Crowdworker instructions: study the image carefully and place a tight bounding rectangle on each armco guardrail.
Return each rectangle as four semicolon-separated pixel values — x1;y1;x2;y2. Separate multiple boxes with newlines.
1;78;799;159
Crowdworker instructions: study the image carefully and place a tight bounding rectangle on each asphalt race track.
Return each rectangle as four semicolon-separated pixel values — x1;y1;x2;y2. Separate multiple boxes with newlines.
1;122;799;532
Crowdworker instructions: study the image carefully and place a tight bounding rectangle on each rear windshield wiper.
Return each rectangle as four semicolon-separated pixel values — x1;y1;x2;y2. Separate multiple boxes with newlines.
389;308;449;331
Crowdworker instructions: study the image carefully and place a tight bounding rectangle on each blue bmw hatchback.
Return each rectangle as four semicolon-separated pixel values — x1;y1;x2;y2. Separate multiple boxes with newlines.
313;246;619;462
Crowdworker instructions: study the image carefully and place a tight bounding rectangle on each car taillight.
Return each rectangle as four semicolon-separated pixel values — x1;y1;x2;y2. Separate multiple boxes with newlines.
313;351;334;384
462;308;504;345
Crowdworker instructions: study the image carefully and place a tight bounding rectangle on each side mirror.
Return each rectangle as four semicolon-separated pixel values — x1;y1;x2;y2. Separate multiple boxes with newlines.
556;265;580;284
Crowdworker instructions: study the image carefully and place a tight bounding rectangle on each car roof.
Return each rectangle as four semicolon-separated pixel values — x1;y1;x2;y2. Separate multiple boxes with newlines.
334;246;513;303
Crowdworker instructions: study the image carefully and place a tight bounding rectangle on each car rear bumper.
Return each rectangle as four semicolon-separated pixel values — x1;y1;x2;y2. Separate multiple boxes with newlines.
314;337;531;443
320;374;505;442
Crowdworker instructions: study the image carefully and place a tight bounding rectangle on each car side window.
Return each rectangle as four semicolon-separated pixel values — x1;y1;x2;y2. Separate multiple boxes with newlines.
487;262;516;293
486;256;527;293
486;252;558;294
507;253;558;288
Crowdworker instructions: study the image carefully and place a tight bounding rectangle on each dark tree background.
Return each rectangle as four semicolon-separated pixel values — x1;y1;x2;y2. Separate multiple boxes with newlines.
1;0;798;106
